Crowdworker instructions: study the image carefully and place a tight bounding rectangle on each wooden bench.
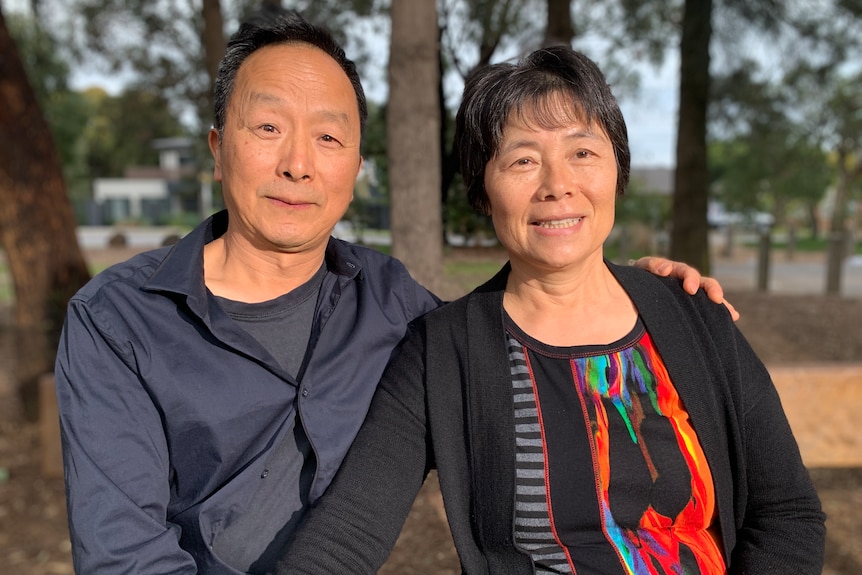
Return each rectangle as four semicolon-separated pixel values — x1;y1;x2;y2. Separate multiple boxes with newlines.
769;364;862;467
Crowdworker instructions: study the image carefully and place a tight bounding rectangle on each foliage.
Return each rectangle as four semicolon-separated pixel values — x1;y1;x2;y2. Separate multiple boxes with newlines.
615;187;671;228
6;12;84;179
12;1;861;246
80;88;190;179
362;101;389;194
40;0;385;132
7;8;192;223
4;11;70;99
709;62;832;230
444;173;495;244
438;0;540;82
612;183;672;260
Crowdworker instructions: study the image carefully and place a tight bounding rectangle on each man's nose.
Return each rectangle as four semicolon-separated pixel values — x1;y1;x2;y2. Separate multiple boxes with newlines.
278;136;314;181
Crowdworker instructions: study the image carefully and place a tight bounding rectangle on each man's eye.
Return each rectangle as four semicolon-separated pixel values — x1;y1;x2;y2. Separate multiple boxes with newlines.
260;124;276;133
321;134;339;143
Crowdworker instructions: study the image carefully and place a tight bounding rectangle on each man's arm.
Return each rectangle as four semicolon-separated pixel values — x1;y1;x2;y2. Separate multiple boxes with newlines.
55;300;197;574
633;256;739;321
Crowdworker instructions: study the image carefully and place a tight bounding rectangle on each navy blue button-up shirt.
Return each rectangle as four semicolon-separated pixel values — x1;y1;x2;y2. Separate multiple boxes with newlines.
54;211;440;573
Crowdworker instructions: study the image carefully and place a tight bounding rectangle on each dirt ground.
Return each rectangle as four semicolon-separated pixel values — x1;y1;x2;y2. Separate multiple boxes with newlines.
1;247;860;574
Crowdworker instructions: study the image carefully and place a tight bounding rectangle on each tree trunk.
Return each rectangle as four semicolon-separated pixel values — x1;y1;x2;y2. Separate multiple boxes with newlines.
438;22;453;245
388;0;443;292
0;9;91;420
825;164;851;294
201;0;225;100
670;0;712;274
543;0;575;47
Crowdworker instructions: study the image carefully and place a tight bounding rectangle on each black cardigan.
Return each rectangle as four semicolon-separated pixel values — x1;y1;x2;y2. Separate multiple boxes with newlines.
276;262;825;575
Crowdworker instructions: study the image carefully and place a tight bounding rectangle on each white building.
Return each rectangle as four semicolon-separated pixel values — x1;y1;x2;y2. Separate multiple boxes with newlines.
90;137;199;224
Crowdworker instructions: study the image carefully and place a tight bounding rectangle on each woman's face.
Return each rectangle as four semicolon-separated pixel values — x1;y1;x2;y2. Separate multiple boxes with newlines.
483;103;618;276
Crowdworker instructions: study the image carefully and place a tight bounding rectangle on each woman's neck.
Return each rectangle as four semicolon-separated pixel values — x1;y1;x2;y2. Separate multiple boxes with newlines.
503;261;637;347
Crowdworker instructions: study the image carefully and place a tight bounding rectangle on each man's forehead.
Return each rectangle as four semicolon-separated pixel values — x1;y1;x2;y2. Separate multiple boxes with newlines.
230;46;358;111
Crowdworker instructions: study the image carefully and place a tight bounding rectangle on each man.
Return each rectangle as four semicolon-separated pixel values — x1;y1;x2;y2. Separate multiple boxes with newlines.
55;9;730;574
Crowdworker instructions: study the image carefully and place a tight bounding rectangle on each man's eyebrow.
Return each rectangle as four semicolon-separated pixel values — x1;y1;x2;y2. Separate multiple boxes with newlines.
315;110;351;126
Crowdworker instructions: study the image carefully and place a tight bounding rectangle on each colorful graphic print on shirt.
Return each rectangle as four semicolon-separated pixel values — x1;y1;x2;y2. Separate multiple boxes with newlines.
508;323;726;575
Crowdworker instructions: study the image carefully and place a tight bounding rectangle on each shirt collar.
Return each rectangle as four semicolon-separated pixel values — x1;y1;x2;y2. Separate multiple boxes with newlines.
142;210;363;316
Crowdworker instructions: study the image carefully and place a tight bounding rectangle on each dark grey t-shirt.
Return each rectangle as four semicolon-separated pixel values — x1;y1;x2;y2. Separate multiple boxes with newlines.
211;264;325;573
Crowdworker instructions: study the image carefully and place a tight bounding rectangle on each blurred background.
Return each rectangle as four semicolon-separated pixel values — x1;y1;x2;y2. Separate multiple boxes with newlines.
1;0;860;573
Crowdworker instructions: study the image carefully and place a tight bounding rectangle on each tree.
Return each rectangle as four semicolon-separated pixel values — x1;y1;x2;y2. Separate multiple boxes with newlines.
822;76;862;293
607;0;790;273
80;88;190;180
709;62;831;238
6;10;94;212
0;6;91;419
669;0;712;272
773;1;862;293
543;0;575;47
437;0;554;243
202;0;226;100
388;0;443;291
55;1;380;132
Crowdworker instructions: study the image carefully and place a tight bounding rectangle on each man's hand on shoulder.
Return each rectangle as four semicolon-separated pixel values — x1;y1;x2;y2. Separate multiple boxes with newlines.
632;256;740;321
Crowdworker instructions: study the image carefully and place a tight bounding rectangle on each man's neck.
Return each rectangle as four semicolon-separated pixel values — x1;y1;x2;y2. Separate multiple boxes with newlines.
203;235;328;303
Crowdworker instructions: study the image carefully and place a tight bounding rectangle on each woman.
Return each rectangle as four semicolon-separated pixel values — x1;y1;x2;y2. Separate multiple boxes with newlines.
274;46;825;575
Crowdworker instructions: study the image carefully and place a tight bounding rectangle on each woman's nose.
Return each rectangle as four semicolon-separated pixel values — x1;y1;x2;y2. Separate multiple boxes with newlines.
539;162;573;200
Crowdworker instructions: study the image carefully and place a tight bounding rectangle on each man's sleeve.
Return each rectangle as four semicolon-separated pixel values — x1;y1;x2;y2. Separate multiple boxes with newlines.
55;298;197;574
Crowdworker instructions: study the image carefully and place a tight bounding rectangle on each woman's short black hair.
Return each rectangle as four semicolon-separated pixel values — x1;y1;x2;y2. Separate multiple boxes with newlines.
454;46;630;214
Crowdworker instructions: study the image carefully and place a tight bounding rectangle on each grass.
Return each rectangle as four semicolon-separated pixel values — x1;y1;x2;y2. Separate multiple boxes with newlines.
0;258;10;307
443;257;508;296
743;234;862;255
0;255;113;308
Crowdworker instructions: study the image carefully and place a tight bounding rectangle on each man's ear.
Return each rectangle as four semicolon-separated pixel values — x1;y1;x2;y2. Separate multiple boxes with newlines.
208;128;223;181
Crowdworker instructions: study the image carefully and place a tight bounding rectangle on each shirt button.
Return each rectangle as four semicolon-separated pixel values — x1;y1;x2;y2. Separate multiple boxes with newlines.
261;469;269;478
301;388;309;397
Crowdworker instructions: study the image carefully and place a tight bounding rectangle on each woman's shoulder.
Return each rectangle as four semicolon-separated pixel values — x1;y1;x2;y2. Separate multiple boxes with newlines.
608;261;731;325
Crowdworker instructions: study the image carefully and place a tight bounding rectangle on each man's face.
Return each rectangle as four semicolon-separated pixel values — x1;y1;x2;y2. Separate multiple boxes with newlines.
209;43;363;255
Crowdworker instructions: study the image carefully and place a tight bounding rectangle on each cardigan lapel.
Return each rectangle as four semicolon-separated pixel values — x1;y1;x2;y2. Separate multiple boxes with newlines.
463;265;523;556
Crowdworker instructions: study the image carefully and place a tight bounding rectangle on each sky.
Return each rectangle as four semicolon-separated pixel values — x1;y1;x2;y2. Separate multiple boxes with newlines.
5;0;681;168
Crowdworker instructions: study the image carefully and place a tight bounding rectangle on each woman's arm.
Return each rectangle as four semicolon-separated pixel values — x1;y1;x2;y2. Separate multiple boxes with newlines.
728;328;826;574
273;328;432;574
